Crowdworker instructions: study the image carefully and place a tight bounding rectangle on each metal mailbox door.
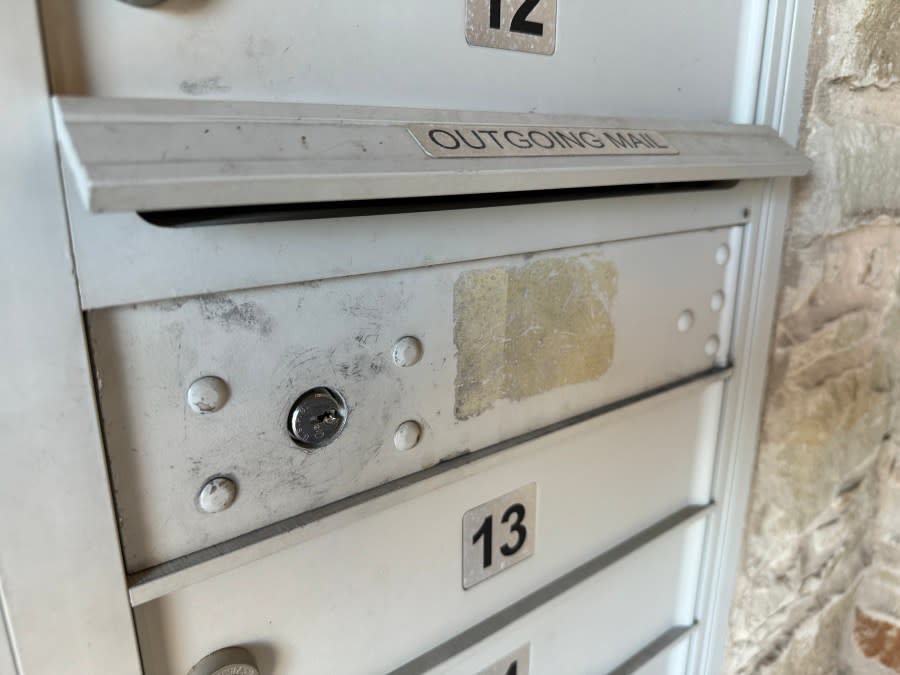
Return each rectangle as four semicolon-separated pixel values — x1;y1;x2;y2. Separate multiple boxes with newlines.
88;228;738;572
133;381;721;674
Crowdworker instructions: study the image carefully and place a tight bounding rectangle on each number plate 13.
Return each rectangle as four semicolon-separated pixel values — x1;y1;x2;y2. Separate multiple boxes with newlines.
462;484;537;589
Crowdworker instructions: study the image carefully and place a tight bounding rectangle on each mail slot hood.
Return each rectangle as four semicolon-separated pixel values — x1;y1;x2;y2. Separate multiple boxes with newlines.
53;97;810;214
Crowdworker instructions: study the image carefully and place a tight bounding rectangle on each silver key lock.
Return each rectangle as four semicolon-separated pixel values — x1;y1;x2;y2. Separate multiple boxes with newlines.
288;387;348;449
187;647;259;675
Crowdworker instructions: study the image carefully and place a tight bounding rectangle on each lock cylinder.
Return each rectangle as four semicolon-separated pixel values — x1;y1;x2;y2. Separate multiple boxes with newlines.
187;647;259;675
287;387;348;449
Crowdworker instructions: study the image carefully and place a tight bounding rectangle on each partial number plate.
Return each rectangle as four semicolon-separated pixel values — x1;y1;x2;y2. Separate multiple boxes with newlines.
466;0;558;55
463;484;537;589
476;644;531;675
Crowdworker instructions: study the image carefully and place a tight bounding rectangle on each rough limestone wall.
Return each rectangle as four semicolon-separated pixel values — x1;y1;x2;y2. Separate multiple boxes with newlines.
724;0;900;673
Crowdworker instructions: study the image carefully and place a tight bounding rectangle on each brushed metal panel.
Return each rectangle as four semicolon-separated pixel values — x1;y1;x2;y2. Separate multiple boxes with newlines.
89;228;737;571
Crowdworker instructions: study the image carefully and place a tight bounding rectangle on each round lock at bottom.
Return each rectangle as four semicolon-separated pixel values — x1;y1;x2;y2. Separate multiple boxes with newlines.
187;647;259;675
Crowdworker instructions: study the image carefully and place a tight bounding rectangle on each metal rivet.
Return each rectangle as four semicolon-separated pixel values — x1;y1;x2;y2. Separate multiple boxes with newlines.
705;335;721;357
394;420;423;451
715;244;731;266
197;476;237;514
187;376;230;414
710;290;725;312
392;336;424;368
677;310;695;333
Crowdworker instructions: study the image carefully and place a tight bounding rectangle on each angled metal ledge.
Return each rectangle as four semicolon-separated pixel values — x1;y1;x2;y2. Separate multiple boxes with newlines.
53;97;810;213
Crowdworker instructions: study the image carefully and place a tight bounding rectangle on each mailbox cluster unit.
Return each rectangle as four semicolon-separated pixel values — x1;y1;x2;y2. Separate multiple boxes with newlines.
1;2;812;674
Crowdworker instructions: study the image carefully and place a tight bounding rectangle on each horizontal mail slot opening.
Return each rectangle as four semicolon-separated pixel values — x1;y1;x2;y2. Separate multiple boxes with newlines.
55;98;809;212
138;180;740;228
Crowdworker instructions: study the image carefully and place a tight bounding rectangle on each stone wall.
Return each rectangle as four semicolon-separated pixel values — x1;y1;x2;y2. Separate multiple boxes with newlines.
724;0;900;673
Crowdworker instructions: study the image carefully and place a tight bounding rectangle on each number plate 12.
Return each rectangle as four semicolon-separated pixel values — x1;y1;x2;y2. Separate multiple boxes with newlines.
462;483;537;589
466;0;557;55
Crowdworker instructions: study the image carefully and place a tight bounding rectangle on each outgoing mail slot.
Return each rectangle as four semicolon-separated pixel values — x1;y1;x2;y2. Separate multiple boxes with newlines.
52;99;806;314
132;382;718;675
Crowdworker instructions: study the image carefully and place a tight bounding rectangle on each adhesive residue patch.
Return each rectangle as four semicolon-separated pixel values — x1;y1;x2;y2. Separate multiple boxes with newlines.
453;255;617;419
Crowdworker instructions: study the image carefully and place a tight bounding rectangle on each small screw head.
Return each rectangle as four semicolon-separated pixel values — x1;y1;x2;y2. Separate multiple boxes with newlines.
393;420;423;451
187;376;230;414
392;336;424;368
710;290;725;312
677;310;695;333
705;335;721;357
197;476;237;514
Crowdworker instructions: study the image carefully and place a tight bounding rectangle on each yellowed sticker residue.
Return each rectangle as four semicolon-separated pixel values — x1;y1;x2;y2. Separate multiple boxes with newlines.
454;255;618;420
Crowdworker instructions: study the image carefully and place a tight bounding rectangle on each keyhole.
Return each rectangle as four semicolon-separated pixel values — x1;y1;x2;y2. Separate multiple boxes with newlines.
288;387;348;449
318;410;339;425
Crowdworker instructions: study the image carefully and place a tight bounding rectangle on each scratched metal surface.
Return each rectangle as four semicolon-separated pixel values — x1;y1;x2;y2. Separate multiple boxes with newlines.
89;226;738;571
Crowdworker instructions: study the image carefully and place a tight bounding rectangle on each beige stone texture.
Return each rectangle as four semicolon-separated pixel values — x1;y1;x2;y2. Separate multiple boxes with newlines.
725;0;900;672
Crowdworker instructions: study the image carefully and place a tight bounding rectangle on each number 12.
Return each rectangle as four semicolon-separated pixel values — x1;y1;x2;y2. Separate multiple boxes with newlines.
489;0;545;36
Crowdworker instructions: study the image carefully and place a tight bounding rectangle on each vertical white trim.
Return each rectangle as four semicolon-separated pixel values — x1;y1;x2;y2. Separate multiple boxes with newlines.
693;0;815;672
0;608;17;675
690;178;793;675
731;0;771;124
0;2;143;673
755;0;815;141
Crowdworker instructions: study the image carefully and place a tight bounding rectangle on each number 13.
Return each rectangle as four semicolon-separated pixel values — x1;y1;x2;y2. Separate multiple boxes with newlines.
472;502;528;569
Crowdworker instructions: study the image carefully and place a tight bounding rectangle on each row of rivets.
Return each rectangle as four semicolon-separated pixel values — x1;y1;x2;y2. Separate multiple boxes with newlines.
710;242;728;358
188;376;240;513
676;289;727;333
392;336;425;451
676;244;730;357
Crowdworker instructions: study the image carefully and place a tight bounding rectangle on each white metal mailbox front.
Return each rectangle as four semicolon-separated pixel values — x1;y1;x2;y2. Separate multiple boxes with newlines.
0;2;814;674
56;101;806;675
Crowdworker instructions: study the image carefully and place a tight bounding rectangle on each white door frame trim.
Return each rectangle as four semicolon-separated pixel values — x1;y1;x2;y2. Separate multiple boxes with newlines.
690;0;814;672
0;3;142;674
